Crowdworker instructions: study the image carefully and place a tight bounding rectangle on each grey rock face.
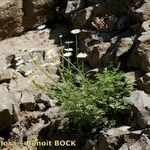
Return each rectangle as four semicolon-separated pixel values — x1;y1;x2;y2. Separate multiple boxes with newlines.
130;90;150;128
0;86;18;132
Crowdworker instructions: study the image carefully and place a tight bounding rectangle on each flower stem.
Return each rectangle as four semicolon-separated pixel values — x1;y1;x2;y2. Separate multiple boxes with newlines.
60;37;63;47
75;34;79;69
82;60;84;73
68;57;71;71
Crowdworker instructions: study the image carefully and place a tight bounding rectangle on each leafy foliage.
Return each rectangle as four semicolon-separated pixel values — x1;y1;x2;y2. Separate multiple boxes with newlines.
48;68;133;129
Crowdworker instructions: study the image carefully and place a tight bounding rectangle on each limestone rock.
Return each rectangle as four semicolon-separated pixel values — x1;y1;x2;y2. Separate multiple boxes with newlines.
127;30;150;72
34;93;52;111
65;0;102;15
97;126;143;150
97;127;150;150
136;0;150;21
0;0;23;39
125;70;142;84
0;55;8;70
0;85;18;131
142;20;150;32
127;44;142;70
130;90;150;128
87;42;111;68
0;69;12;82
70;6;93;28
136;73;150;94
92;14;118;32
65;0;82;14
129;133;150;149
20;91;37;111
23;0;56;30
139;31;150;73
117;37;134;57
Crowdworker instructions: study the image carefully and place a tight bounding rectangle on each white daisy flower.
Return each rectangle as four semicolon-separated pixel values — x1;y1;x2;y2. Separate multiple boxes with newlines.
71;29;81;34
77;53;88;58
63;52;72;57
65;41;74;44
37;24;46;30
64;48;73;52
59;34;63;38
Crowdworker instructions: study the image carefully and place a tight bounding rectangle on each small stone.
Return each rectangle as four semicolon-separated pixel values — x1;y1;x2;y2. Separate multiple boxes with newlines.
16;59;24;66
20;91;37;112
0;69;12;82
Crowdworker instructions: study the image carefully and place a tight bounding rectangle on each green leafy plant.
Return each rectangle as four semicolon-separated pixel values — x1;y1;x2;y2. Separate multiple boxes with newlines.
48;68;133;130
31;29;134;131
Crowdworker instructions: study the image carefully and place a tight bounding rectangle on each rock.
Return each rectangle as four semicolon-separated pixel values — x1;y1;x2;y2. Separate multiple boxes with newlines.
125;70;142;84
144;81;150;94
37;103;45;111
142;20;150;31
0;29;56;54
116;37;134;68
143;73;150;94
85;139;96;150
143;72;150;82
119;144;128;150
141;46;150;73
34;93;52;111
78;31;95;52
117;37;133;57
0;55;8;70
0;29;59;88
129;134;150;149
130;90;150;112
136;0;150;21
136;73;150;94
0;86;18;131
87;42;111;68
23;0;56;30
138;31;150;72
127;30;150;72
130;90;150;128
117;15;133;31
8;71;36;93
127;43;142;70
20;91;37;111
70;6;93;28
0;69;12;82
138;31;150;42
106;0;129;17
0;0;23;39
65;0;82;14
86;68;100;79
92;14;118;32
97;126;150;150
96;126;143;150
136;77;145;90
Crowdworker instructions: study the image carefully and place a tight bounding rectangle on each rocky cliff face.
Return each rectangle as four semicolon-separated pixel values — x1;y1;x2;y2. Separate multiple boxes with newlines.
0;0;67;39
0;0;150;150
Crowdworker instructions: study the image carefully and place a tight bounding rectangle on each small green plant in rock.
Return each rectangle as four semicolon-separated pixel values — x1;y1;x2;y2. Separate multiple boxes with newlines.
48;67;133;130
33;29;134;132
